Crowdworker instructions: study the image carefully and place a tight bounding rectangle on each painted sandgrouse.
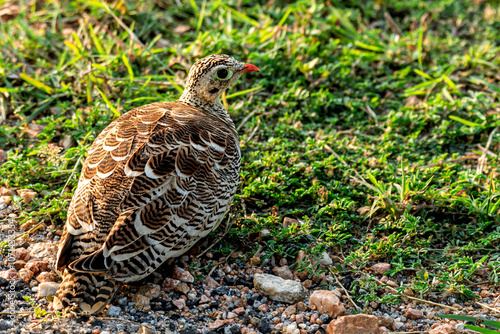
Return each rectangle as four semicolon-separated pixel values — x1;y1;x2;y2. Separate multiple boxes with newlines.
54;54;259;314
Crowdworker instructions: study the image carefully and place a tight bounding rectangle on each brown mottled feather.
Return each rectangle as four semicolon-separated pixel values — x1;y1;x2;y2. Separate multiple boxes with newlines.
53;54;255;314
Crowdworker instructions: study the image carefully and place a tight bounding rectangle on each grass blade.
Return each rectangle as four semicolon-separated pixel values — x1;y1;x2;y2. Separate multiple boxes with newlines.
418;27;424;70
464;325;500;334
278;8;293;26
121;54;134;84
226;85;262;99
414;69;433;80
196;0;207;36
166;76;183;94
436;314;480;322
89;23;105;55
449;115;482;128
96;87;120;117
220;4;259;27
19;73;54;94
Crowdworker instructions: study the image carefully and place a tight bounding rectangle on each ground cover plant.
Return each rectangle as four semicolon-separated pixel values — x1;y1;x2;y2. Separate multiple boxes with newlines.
0;0;499;332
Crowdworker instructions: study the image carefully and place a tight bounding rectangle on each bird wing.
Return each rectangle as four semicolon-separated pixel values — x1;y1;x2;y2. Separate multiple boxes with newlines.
57;102;240;277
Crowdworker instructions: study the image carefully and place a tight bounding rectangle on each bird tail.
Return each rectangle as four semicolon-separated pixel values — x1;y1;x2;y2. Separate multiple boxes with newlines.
54;269;117;314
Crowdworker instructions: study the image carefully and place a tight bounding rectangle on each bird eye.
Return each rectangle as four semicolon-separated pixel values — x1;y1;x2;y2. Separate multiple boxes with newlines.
213;68;233;81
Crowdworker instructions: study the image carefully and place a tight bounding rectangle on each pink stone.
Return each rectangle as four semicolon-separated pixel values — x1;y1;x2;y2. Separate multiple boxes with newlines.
0;196;11;206
429;324;457;334
12;248;30;261
309;290;346;319
173;298;186;310
199;294;211;304
131;293;151;312
370;263;391;275
258;304;269;312
272;265;294;280
28;242;58;261
13;260;26;270
404;308;423;320
138;283;161;298
209;319;234;330
25;260;50;276
203;276;220;290
302;279;312;289
36;272;58;283
233;307;245;315
0;187;12;196
19;268;34;284
172;266;194;283
17;189;37;203
0;269;19;280
162;277;180;291
326;314;380;334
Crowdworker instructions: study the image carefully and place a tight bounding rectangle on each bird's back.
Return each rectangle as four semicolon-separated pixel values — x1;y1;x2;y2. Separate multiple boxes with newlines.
54;101;241;312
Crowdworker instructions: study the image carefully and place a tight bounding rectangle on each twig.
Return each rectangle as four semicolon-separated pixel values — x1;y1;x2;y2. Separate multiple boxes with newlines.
207;261;219;277
467;281;493;288
0;221;44;245
93;75;174;86
477;125;499;175
237;109;259;132
340;257;458;312
415;155;479;169
477;144;496;158
22;222;44;236
476;301;500;314
368;275;459;311
329;268;360;312
384;12;403;36
59;155;82;196
100;2;145;50
100;1;176;77
241;118;261;145
324;144;348;166
362;105;378;120
492;294;500;307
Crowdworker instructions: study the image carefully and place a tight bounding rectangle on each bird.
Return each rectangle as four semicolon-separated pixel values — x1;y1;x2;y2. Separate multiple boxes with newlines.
53;54;259;314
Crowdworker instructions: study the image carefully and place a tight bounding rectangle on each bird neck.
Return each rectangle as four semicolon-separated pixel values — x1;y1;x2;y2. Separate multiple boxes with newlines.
178;91;236;130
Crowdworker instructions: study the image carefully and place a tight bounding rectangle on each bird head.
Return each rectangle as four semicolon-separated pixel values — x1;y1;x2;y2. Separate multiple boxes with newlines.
179;54;259;107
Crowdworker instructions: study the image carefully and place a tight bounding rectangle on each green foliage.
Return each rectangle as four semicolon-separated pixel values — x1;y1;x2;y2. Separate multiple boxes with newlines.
0;0;499;305
437;314;500;333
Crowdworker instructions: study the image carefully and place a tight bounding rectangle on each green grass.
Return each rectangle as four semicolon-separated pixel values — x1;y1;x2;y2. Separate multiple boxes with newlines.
1;0;499;310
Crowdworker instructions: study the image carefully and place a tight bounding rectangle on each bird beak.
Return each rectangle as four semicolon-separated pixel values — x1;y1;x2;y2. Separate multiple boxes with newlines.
241;63;260;73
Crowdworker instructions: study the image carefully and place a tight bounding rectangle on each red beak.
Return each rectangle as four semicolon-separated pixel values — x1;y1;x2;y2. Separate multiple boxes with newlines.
241;63;260;73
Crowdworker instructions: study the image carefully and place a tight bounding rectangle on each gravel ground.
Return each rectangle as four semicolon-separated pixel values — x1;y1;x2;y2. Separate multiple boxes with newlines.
1;204;499;334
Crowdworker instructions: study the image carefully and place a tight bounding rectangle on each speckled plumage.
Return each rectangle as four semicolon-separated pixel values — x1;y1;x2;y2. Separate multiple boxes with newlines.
53;54;258;314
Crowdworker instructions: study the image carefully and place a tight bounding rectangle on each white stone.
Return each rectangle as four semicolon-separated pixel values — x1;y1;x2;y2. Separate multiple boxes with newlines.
254;273;305;304
318;252;332;265
107;305;121;317
285;322;300;334
37;282;60;297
